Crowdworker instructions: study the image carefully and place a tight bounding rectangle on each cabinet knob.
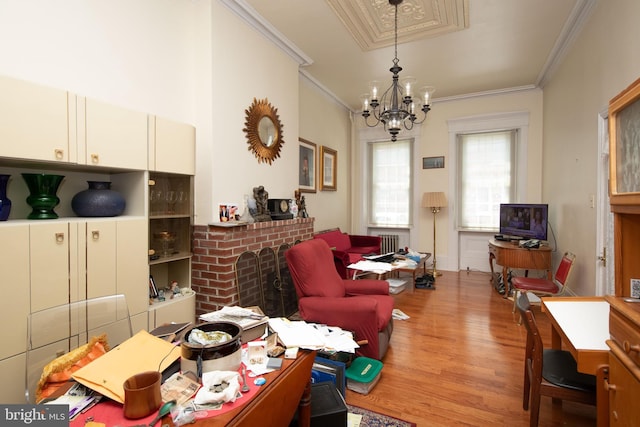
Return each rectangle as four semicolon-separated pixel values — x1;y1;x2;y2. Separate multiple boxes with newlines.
604;379;617;392
623;340;640;354
54;149;64;160
55;232;65;243
92;230;100;240
91;153;100;164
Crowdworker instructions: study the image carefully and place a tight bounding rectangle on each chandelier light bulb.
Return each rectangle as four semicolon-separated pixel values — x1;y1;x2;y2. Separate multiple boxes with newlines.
360;94;370;111
400;76;416;98
420;86;436;106
369;81;380;101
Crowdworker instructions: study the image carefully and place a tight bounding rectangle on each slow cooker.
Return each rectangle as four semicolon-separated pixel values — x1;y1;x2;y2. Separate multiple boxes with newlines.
180;322;243;378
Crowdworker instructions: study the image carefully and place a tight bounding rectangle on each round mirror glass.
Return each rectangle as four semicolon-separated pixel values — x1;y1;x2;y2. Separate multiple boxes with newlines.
258;116;276;147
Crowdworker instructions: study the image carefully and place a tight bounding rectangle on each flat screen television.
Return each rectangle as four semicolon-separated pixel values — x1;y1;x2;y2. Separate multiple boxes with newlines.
499;203;548;241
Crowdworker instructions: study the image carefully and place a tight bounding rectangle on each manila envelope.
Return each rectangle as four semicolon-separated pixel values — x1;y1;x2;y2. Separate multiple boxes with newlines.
72;330;181;403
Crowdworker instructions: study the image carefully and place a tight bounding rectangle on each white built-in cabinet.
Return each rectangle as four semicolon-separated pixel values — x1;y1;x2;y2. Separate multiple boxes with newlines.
0;75;195;403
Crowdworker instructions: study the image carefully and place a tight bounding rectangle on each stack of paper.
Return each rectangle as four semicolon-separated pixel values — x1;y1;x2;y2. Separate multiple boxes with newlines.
199;306;268;329
348;260;394;273
268;318;359;353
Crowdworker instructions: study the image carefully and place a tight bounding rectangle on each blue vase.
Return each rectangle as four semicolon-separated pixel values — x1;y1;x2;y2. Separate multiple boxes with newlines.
72;181;126;217
22;173;65;220
0;174;11;221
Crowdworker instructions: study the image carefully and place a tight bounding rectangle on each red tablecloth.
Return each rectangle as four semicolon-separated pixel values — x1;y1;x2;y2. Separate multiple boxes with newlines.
70;368;261;427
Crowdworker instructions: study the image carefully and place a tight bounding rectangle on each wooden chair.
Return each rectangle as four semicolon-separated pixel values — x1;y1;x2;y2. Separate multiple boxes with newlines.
516;293;596;427
512;251;576;313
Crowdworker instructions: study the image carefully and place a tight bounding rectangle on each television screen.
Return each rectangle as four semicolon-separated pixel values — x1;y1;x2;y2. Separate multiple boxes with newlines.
499;203;548;241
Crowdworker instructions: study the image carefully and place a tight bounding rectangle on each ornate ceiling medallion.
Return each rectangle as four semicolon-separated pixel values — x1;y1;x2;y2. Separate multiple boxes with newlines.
243;98;284;165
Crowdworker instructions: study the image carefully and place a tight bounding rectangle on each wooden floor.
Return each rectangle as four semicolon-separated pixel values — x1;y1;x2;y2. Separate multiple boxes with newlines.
344;270;597;427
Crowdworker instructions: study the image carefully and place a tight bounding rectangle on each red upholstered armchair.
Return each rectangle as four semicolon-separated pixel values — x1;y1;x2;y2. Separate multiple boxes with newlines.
313;228;381;278
285;239;394;360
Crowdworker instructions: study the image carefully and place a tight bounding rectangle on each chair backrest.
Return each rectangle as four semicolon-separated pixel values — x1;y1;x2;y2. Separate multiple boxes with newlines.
285;239;346;299
554;252;576;292
516;293;543;386
25;294;133;403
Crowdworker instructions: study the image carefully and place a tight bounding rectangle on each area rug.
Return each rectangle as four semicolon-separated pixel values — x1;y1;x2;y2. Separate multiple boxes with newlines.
347;404;416;427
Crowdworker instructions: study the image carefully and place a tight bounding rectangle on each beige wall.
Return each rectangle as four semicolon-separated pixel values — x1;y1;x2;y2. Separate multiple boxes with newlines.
298;78;351;233
0;0;199;122
201;1;301;224
542;0;640;295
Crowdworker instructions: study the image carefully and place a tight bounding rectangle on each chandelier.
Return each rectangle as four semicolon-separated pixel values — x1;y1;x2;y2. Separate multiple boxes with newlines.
361;0;435;142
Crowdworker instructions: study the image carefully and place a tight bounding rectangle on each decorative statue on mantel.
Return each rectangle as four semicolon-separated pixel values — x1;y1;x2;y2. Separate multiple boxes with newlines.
251;185;272;222
294;189;308;218
299;195;308;218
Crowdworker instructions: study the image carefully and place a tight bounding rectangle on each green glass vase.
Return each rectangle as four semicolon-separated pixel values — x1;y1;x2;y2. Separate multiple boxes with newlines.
21;173;65;219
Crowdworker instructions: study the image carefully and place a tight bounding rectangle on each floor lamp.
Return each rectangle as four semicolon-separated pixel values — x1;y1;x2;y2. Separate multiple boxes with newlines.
422;192;447;278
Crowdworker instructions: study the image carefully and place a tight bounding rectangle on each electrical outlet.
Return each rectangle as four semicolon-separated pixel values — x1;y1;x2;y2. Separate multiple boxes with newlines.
589;194;595;208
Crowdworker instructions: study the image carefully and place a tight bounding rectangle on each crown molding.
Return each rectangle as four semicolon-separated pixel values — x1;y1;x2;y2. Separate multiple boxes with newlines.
219;0;313;67
536;0;597;88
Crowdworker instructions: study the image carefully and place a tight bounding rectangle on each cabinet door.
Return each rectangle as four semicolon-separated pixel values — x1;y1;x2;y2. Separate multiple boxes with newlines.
85;220;117;299
82;98;148;170
116;219;149;317
0;353;26;404
151;116;195;174
30;222;72;312
0;76;71;163
0;225;29;359
149;292;196;329
609;351;640;425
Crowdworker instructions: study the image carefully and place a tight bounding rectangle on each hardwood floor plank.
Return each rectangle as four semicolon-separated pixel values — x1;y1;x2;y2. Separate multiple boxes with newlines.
343;270;597;426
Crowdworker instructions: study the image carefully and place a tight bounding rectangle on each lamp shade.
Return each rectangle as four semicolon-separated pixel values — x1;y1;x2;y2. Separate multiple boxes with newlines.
422;192;447;209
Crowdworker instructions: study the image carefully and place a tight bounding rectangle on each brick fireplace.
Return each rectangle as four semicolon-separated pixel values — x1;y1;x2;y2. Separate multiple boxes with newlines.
191;217;315;317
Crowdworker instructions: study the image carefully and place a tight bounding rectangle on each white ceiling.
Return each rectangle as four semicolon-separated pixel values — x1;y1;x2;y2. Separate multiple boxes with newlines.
224;0;595;111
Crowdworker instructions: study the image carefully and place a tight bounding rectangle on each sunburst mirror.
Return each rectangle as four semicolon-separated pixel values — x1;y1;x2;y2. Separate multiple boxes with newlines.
243;98;284;165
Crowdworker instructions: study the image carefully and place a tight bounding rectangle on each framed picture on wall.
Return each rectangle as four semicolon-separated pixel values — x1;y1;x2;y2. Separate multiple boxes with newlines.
298;138;317;193
423;156;445;169
320;146;337;191
609;76;640;206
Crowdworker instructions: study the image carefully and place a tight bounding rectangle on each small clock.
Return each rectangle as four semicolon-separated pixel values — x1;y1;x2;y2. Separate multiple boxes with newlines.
267;199;294;220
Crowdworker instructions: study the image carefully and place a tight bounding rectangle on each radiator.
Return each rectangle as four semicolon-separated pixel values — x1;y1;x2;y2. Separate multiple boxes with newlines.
379;234;399;254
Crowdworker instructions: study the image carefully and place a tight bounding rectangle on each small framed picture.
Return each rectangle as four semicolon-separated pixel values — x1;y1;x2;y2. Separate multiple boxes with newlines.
320;146;337;191
299;138;317;193
423;156;445;169
218;204;238;222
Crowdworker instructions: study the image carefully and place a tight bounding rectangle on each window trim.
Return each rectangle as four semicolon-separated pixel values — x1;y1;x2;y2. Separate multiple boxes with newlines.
448;111;530;231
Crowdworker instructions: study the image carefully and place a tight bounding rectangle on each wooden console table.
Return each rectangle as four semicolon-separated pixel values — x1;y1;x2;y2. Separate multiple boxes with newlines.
169;350;316;426
488;238;552;296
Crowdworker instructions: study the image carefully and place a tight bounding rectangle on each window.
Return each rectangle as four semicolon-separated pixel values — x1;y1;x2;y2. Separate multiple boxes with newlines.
368;139;413;226
457;130;517;230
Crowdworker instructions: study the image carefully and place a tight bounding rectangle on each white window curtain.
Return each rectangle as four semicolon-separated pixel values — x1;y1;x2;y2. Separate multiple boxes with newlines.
457;130;517;230
368;139;413;227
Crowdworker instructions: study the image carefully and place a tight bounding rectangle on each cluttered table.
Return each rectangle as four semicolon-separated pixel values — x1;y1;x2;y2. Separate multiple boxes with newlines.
54;306;356;427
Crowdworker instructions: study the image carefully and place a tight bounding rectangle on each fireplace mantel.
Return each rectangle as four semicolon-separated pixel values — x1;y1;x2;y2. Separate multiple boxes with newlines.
191;217;314;316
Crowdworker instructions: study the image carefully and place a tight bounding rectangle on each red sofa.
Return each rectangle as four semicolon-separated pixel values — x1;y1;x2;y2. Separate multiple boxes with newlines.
313;228;381;278
285;239;393;360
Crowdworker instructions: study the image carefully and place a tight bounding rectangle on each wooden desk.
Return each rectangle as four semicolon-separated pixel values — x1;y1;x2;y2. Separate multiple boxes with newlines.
488;238;552;296
169;350;316;426
541;297;609;375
